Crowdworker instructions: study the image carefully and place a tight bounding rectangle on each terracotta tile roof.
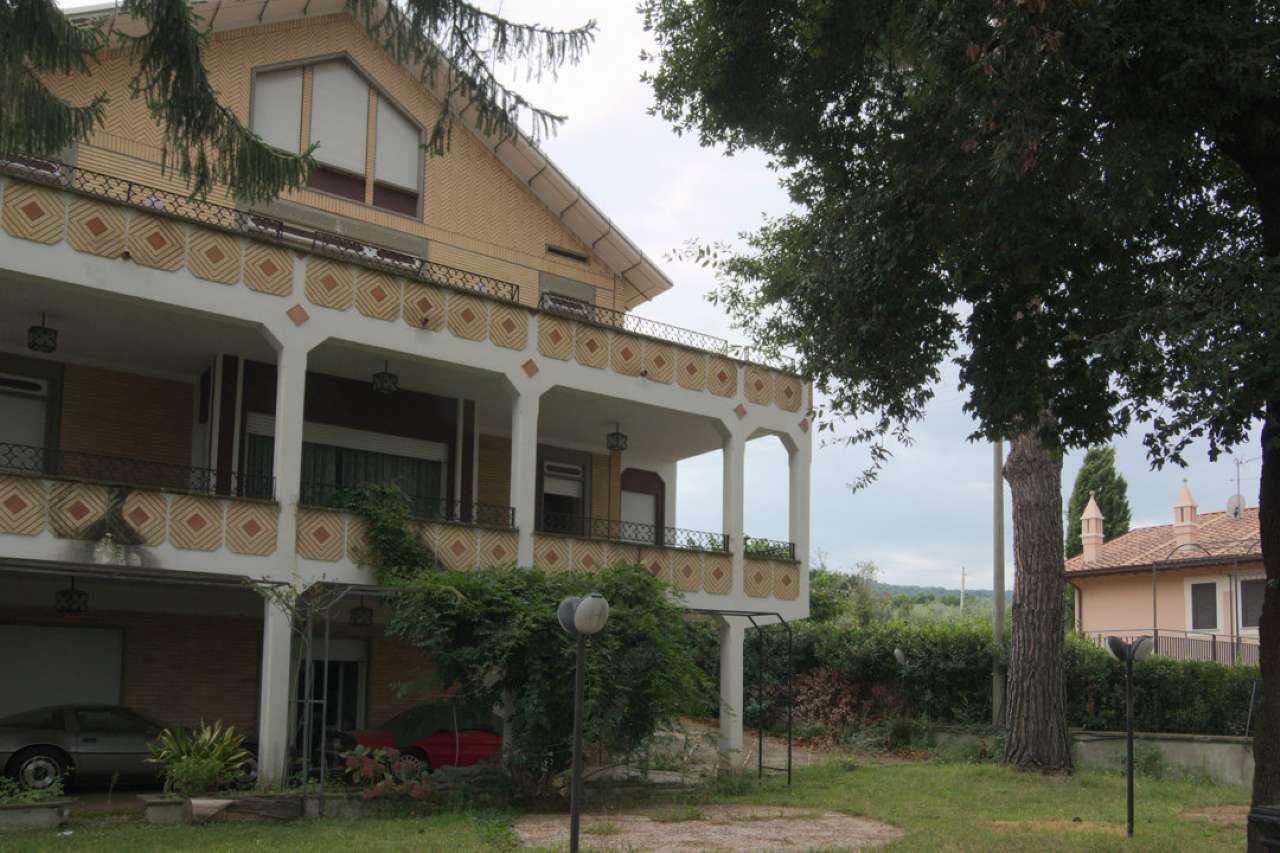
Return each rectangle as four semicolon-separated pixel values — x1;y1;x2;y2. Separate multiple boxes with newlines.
1065;508;1260;573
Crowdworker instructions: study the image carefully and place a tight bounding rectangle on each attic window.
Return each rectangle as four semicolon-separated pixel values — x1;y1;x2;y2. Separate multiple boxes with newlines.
546;244;589;264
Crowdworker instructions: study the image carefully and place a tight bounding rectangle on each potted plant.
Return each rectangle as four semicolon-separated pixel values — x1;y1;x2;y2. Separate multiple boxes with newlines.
0;778;72;833
141;720;252;823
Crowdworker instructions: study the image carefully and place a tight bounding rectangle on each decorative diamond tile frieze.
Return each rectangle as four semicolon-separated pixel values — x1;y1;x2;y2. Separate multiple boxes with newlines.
675;348;707;392
169;495;223;551
186;229;241;285
534;535;573;574
745;366;775;407
355;270;401;321
447;293;487;341
671;550;702;592
345;515;370;563
604;542;641;569
521;358;539;377
611;334;643;377
478;529;518;568
127;214;185;270
2;183;64;244
48;482;108;539
226;501;277;556
297;508;345;561
775;373;803;412
574;324;609;369
286;304;310;325
572;540;604;574
734;403;748;419
708;357;738;398
639;548;672;584
537;316;572;360
121;490;167;546
489;304;529;350
773;562;800;600
0;475;45;535
744;560;773;598
643;341;675;384
304;258;355;310
436;525;478;571
67;198;125;258
402;282;446;331
244;244;293;296
703;555;732;595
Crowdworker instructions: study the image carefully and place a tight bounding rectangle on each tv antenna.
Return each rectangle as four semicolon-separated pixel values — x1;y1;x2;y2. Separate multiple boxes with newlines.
1228;456;1259;519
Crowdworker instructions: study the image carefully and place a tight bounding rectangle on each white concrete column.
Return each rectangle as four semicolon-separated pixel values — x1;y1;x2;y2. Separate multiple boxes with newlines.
509;389;541;566
257;598;293;786
722;431;746;593
788;435;812;599
718;615;748;762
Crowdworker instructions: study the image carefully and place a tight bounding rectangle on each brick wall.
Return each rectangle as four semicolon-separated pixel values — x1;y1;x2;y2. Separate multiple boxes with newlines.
366;636;441;726
476;434;510;508
59;364;193;466
0;607;261;732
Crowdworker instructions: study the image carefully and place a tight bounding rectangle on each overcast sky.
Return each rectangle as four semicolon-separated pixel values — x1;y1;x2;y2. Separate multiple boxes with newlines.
491;1;1262;589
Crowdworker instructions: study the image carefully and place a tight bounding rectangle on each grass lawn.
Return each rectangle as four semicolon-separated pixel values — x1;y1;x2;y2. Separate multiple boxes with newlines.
0;761;1249;851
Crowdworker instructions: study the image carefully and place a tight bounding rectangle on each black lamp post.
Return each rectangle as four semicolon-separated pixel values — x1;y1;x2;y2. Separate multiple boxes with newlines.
1104;635;1153;837
557;592;610;853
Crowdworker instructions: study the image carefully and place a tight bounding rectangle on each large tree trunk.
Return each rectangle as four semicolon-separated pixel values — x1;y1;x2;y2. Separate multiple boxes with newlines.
1002;431;1072;773
1250;399;1280;851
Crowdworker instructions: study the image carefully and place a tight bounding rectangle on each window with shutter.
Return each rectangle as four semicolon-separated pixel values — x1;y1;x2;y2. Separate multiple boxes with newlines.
1241;578;1265;629
252;68;303;152
1190;582;1218;631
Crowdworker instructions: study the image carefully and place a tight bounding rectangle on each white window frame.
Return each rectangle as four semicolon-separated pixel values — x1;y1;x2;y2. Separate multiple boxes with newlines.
1184;576;1225;634
1237;572;1265;636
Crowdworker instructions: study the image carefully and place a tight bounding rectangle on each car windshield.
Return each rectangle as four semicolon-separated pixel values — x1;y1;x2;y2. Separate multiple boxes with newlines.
0;707;64;730
74;707;161;733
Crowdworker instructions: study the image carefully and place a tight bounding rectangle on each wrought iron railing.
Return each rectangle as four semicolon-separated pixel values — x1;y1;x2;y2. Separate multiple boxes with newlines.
1083;628;1260;667
0;157;520;303
298;481;515;528
0;441;274;499
538;291;731;355
537;511;729;553
744;536;797;561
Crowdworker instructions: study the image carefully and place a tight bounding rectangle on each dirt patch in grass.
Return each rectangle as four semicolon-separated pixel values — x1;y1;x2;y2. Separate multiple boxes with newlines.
991;819;1124;835
1182;805;1250;829
513;804;903;850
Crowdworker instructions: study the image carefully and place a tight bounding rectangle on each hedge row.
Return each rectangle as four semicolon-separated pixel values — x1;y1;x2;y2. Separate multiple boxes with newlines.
726;619;1260;737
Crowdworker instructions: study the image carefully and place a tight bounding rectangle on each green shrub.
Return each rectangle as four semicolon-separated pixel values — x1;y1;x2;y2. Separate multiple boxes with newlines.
0;777;63;803
147;719;252;794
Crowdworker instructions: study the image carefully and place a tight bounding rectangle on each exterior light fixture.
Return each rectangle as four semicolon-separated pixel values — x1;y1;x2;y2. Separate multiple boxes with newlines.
55;577;88;614
605;422;628;453
92;532;126;566
1105;635;1154;837
372;361;398;395
557;592;610;853
350;596;374;626
27;313;57;354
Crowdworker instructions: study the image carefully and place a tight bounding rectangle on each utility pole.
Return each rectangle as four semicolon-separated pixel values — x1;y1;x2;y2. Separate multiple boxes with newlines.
960;566;966;612
992;441;1006;727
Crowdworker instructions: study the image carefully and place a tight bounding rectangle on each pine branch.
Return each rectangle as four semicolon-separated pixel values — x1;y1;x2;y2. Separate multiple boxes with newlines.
119;0;315;202
0;64;107;158
1;0;105;75
347;0;594;154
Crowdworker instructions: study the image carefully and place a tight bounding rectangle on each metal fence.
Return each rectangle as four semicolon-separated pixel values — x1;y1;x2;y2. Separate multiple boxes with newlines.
538;291;732;355
538;511;730;553
744;536;797;561
0;156;520;302
0;441;274;499
298;481;515;528
1084;629;1260;667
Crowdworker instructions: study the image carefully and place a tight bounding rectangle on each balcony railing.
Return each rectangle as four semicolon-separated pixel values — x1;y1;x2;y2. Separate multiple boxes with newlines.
538;512;730;553
298;481;515;529
0;157;519;303
744;536;797;561
538;291;732;354
0;441;274;499
1082;628;1259;666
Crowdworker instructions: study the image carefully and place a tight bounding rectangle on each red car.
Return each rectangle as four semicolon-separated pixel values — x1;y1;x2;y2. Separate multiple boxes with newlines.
345;703;501;770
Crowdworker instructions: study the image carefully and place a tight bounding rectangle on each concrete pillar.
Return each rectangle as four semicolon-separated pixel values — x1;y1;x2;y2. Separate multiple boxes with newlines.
718;616;747;763
788;435;812;605
257;343;306;786
257;598;293;786
510;389;541;566
722;432;746;593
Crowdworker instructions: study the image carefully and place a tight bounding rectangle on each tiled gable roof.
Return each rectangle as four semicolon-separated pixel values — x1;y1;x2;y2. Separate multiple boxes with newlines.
1065;508;1260;573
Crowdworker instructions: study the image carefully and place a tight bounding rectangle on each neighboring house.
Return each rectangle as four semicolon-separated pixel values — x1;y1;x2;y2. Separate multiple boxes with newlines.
1066;482;1262;666
0;1;810;783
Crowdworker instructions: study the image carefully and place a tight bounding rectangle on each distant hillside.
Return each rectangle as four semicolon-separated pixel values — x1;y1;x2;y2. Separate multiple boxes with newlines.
873;582;1012;602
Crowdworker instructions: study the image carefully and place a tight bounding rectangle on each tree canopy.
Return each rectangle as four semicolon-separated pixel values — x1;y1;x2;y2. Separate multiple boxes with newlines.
2;0;594;202
1065;447;1132;558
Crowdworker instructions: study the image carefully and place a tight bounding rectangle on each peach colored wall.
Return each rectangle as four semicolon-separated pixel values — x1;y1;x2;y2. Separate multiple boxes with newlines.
1074;560;1263;636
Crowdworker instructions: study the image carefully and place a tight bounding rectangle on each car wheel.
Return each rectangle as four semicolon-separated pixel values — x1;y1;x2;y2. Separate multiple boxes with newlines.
11;747;67;791
398;749;430;777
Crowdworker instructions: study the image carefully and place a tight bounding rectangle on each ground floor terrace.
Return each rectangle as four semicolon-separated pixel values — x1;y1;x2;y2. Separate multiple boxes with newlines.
0;272;810;783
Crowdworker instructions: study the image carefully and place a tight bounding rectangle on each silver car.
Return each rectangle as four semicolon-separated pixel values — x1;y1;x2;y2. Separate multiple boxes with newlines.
0;705;163;790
